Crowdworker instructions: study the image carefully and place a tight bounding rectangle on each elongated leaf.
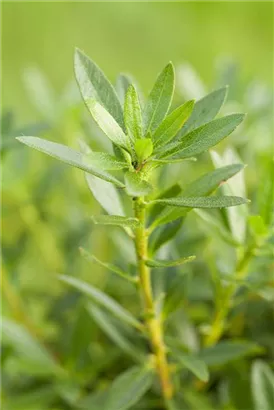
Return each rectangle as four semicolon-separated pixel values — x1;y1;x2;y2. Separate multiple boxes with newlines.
151;196;248;209
125;172;153;196
148;184;182;223
151;157;197;164
252;360;274;410
180;86;228;136
84;152;128;170
92;214;140;228
158;114;245;159
2;319;59;375
124;85;143;142
134;138;153;163
85;173;124;216
116;73;132;105
74;48;124;128
87;303;143;360
200;341;262;366
85;100;131;151
80;247;136;283
172;349;209;382
59;275;142;330
143;62;175;133
16;137;124;188
105;366;154;410
153;100;194;148
149;219;182;254
145;255;195;268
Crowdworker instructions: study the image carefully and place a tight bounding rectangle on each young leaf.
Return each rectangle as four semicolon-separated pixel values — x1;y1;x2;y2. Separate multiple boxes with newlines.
180;86;228;136
80;248;137;283
104;365;154;410
145;255;195;268
158;114;245;159
59;275;142;330
85;100;131;152
124;85;143;142
153;100;195;148
116;73;132;105
151;196;248;209
125;172;153;196
84;152;128;171
172;349;209;382
74;48;124;128
252;360;274;410
16;137;125;188
134;138;153;163
91;214;140;228
143;62;175;134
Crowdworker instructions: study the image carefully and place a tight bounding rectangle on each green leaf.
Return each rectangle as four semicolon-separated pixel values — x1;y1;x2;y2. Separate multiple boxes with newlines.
85;100;131;151
145;255;195;268
125;172;153;197
252;360;274;410
200;341;262;366
153;100;195;148
16;137;124;188
86;303;143;360
149;220;182;254
80;248;137;283
92;214;140;228
143;62;175;133
74;48;124;128
151;196;248;209
248;215;268;239
2;319;60;375
59;275;142;330
85;174;125;215
104;365;154;410
172;349;209;382
84;152;128;171
124;85;143;142
158;114;245;159
180;86;228;136
134;138;153;163
116;73;132;105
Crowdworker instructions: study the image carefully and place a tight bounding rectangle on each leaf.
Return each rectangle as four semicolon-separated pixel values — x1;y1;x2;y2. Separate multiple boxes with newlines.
172;349;209;382
252;360;274;410
116;73;132;105
148;184;182;223
86;303;143;360
84;152;128;170
125;172;153;196
16;137;124;188
80;248;136;283
200;341;262;366
85;173;125;215
143;62;175;133
74;48;124;128
153;100;195;148
92;214;140;228
85;100;131;151
151;196;248;209
2;319;59;375
124;85;143;142
149;220;183;254
104;365;154;410
145;255;195;268
180;86;228;136
59;275;142;330
134;138;153;162
158;114;245;159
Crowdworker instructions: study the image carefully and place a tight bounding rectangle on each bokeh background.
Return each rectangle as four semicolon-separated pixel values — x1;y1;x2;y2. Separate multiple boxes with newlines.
2;2;274;410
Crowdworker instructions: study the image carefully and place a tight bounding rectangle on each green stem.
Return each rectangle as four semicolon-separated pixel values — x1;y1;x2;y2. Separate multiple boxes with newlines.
134;197;174;402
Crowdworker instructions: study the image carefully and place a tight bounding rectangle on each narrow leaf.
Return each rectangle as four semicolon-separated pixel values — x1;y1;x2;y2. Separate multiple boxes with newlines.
145;255;195;268
134;138;153;163
74;48;124;128
180;86;228;136
84;152;128;170
116;73;132;105
59;275;142;330
143;63;175;133
172;349;209;382
16;137;124;188
91;214;140;228
124;85;143;142
151;196;248;209
105;366;154;410
153;100;194;148
125;172;153;197
252;360;274;410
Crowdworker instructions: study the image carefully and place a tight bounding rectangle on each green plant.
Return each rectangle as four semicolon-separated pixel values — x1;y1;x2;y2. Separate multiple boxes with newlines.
13;49;272;409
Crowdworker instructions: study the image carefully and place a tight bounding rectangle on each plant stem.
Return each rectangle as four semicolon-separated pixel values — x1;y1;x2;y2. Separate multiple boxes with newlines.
134;197;174;403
